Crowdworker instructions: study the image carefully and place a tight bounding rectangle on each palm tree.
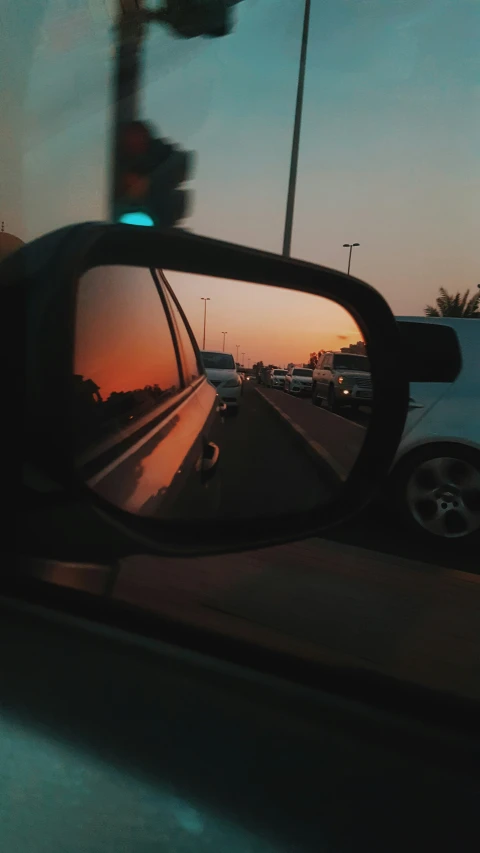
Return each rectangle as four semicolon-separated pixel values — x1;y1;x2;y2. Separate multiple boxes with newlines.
425;287;480;318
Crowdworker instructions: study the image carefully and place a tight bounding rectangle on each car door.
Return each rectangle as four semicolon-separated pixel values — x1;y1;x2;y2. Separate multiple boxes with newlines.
395;319;464;442
73;266;222;521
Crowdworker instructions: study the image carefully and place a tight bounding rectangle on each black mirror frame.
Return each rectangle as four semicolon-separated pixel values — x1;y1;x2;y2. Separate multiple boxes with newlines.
6;222;409;560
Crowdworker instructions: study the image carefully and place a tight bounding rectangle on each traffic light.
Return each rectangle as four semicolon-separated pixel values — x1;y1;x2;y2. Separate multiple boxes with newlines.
114;121;195;229
151;1;244;39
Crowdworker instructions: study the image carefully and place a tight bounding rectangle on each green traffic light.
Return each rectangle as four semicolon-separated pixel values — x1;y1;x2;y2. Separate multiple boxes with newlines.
119;212;154;227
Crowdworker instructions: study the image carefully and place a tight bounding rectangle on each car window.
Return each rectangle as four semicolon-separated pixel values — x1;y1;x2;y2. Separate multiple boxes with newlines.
273;370;287;376
201;352;235;370
73;266;181;456
7;0;480;731
292;369;312;377
397;321;462;382
157;272;202;386
333;355;371;372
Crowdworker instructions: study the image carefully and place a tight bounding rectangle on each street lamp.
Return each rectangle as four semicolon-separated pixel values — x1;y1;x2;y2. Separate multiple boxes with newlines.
221;331;228;351
236;344;240;362
200;297;210;349
343;243;360;276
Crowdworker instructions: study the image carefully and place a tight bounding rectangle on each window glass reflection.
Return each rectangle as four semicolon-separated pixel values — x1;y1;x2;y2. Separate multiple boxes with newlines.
73;265;181;456
159;273;202;385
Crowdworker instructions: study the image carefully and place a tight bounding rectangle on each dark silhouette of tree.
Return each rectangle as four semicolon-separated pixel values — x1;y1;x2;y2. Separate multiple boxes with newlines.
425;288;480;318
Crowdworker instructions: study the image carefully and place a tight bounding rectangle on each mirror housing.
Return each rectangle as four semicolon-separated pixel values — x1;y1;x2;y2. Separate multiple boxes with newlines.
3;223;409;561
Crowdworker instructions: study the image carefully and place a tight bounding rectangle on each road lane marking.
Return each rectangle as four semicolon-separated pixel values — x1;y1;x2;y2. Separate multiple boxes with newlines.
255;388;349;481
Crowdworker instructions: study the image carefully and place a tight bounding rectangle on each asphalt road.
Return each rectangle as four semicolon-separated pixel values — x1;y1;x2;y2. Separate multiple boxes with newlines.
217;382;335;518
257;385;366;478
255;386;480;573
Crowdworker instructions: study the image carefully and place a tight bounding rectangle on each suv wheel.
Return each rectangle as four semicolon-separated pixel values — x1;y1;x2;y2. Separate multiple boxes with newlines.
327;386;338;413
390;445;480;541
312;384;322;407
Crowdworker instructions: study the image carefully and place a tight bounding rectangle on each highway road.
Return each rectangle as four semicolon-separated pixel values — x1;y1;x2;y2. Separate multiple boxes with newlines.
216;381;338;518
218;382;477;574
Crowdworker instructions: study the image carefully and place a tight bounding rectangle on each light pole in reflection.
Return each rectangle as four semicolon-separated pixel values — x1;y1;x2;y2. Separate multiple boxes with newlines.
221;331;228;351
201;297;210;349
343;243;360;275
282;0;311;257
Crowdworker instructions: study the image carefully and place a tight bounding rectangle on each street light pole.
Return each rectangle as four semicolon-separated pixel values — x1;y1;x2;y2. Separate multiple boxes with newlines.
236;344;240;362
282;0;311;258
242;352;245;367
221;331;227;352
201;297;210;349
343;242;360;275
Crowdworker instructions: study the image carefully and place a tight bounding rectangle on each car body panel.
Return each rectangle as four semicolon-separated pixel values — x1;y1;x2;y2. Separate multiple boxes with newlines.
392;317;480;467
86;378;220;517
72;270;224;520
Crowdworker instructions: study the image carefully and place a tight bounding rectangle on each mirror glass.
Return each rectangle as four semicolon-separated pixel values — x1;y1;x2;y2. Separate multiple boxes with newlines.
73;266;372;520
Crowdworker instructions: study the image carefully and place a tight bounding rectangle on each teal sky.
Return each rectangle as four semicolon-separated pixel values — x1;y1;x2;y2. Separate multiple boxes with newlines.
1;0;479;314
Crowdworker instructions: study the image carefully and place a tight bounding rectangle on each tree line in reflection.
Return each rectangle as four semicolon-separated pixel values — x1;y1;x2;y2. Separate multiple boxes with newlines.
73;374;177;454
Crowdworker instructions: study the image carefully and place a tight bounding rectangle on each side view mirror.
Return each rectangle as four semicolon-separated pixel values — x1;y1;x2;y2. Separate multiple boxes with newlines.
4;223;408;561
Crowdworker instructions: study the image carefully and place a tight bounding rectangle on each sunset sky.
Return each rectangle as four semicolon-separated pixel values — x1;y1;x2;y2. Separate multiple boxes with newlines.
2;0;478;321
166;271;361;368
75;266;359;394
75;266;183;399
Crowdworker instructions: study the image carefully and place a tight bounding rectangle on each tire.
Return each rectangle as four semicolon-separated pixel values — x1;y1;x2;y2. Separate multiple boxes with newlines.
389;444;480;542
327;386;338;413
312;384;322;407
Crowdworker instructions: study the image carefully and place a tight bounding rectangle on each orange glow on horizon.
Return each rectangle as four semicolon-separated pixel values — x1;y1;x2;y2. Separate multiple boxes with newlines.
74;266;181;400
166;271;363;367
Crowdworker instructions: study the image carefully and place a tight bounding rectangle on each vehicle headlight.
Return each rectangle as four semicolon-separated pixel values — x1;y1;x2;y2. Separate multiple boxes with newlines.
224;377;240;388
337;376;344;384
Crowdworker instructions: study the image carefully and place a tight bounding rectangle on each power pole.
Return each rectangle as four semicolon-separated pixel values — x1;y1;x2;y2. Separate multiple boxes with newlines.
201;297;210;349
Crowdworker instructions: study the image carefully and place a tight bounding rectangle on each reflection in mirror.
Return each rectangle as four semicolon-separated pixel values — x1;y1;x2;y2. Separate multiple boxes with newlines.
73;267;372;521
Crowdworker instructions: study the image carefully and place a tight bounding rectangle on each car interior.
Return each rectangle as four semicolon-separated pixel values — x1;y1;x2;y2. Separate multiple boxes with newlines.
4;2;480;851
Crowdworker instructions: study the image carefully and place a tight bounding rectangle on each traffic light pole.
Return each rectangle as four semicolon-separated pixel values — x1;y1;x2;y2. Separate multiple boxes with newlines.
110;0;146;220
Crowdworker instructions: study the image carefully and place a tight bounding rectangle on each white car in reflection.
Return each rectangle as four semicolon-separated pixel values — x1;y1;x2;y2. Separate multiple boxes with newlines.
284;367;313;395
388;317;480;542
201;350;242;415
267;368;288;389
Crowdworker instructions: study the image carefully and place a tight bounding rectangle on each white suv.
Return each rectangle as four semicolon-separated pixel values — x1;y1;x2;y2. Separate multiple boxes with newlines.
388;317;480;541
201;350;242;414
312;352;372;411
